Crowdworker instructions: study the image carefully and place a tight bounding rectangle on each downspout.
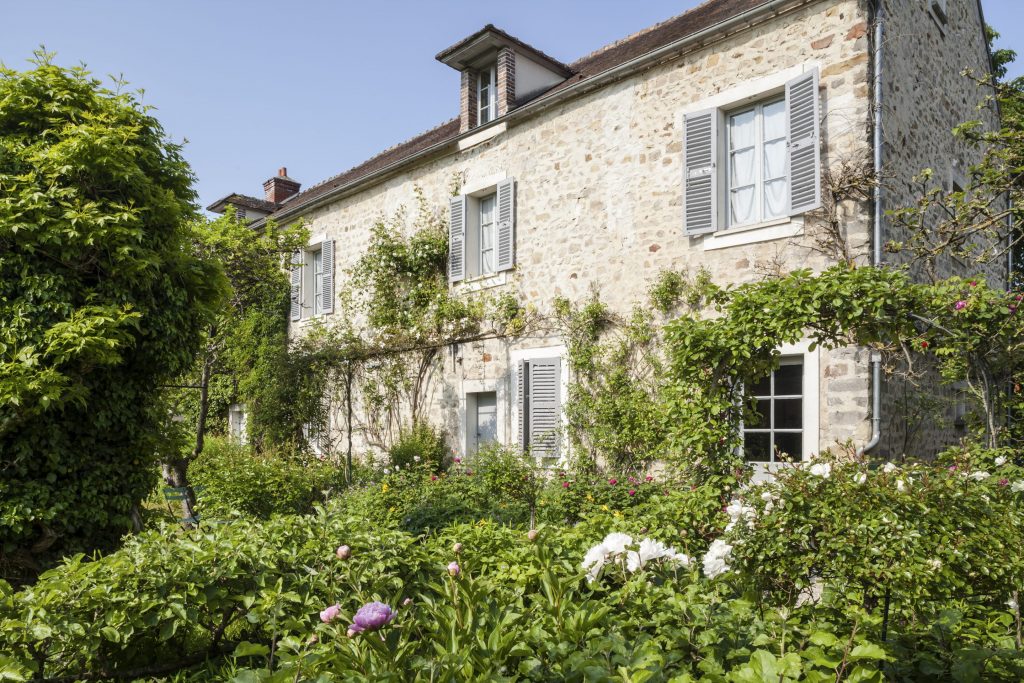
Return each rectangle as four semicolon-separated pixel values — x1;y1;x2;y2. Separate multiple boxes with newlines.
858;0;884;457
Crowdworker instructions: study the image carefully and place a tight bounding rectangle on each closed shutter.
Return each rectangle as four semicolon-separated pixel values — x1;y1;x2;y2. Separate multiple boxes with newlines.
528;357;561;459
290;250;302;321
786;68;821;216
449;195;467;283
495;178;515;271
321;240;335;315
683;109;719;234
516;359;527;451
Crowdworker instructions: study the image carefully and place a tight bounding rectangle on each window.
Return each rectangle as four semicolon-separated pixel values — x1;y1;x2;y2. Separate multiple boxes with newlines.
682;68;820;236
467;391;498;455
478;66;497;125
312;247;324;316
448;179;515;283
727;98;788;227
516;356;562;463
478;193;496;275
743;359;803;463
228;403;248;446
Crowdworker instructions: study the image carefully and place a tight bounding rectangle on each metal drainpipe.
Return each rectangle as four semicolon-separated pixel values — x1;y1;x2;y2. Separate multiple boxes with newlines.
858;0;885;458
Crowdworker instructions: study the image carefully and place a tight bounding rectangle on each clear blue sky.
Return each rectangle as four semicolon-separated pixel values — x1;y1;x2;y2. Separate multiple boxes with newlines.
2;1;1022;211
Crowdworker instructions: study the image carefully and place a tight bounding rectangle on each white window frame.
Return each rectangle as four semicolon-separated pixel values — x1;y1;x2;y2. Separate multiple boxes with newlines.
510;345;569;466
459;377;509;458
725;97;788;229
478;192;497;277
478;65;497;125
740;341;819;482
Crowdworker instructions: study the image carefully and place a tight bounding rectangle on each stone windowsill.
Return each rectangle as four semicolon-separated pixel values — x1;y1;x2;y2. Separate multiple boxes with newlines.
702;217;803;251
455;271;509;292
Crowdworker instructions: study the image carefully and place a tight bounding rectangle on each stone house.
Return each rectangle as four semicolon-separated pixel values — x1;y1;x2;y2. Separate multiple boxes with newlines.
210;0;1000;467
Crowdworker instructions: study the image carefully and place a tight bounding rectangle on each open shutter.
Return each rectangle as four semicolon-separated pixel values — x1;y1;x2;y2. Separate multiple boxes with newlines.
321;240;335;315
683;109;719;235
786;68;821;215
449;195;467;283
290;250;302;321
516;360;528;451
495;178;515;271
528;358;561;460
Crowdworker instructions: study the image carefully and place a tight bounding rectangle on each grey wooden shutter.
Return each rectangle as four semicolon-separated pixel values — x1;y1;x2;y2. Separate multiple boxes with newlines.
683;109;719;235
290;250;302;321
321;240;334;315
449;195;467;283
495;178;515;271
786;68;822;216
528;357;561;459
516;360;528;451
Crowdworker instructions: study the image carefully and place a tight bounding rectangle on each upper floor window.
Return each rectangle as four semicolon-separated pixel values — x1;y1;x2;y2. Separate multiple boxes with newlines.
478;66;497;125
727;98;788;228
289;240;335;322
683;67;821;236
448;178;515;283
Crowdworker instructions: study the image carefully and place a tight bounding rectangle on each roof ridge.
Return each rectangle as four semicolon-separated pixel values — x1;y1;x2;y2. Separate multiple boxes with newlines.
570;0;723;68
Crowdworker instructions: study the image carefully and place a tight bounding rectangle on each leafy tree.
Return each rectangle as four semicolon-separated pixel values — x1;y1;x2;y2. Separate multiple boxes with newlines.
0;53;222;580
157;209;307;521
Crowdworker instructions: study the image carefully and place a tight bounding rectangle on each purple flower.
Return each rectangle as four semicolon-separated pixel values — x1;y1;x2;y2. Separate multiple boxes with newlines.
320;604;341;623
954;300;967;311
448;561;461;577
453;457;462;464
348;601;395;634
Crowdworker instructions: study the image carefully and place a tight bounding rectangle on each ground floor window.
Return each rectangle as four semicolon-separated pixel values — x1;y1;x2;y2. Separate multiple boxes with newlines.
467;391;498;455
743;358;803;463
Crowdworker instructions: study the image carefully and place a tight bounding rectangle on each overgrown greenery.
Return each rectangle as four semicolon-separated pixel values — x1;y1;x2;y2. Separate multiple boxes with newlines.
0;54;223;580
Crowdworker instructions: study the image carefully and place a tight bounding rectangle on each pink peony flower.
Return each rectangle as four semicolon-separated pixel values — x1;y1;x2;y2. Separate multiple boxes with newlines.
969;280;978;287
1000;478;1010;487
645;475;653;482
348;601;395;635
453;457;462;464
346;627;359;638
465;469;473;476
628;489;636;497
320;604;342;623
609;478;618;486
336;545;351;560
954;300;967;311
447;561;461;577
562;481;570;488
431;475;438;481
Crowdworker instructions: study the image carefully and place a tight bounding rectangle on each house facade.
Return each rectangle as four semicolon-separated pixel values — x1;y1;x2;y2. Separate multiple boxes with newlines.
211;0;999;465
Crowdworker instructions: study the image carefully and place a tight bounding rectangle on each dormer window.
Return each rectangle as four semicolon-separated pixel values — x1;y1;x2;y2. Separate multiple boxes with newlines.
478;66;497;124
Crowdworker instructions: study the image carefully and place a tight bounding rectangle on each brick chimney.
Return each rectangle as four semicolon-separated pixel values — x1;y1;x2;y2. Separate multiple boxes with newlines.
263;167;301;204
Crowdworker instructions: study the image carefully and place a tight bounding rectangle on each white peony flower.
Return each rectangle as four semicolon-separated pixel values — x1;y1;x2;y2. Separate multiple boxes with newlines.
896;478;906;492
995;456;1007;467
1011;481;1024;493
627;537;669;572
969;471;991;481
581;543;609;582
702;539;733;579
601;533;633;557
883;462;898;473
855;472;868;485
809;462;832;478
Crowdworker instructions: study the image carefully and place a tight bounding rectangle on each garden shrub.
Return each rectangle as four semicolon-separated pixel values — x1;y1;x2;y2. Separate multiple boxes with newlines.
188;437;345;518
386;420;450;472
3;451;1024;680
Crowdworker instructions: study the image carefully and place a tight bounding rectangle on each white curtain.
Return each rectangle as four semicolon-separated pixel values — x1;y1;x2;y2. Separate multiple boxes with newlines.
729;109;757;226
762;100;788;219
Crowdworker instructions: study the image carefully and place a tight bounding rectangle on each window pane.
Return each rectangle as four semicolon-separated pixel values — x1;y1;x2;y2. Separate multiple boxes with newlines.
730;147;756;187
744;432;771;462
481;249;495;274
764;179;788;219
775;398;802;429
762;100;786;141
774;432;802;462
763;139;787;180
730;185;756;225
729;109;756;149
749;375;771;396
480;195;495;224
775;363;802;395
748;398;770;428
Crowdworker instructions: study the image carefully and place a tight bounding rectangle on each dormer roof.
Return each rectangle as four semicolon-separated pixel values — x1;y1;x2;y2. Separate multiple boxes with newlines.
435;24;574;77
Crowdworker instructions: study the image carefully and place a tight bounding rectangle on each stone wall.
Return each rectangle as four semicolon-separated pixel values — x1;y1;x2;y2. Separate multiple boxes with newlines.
290;0;966;463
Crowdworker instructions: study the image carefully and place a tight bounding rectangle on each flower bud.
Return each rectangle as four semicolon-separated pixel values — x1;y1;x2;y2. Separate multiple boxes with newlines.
448;561;461;577
453;542;463;554
336;544;351;560
527;529;539;542
403;597;413;606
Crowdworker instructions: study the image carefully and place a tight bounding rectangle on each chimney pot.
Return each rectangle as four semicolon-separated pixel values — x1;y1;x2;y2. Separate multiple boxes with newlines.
279;167;287;177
